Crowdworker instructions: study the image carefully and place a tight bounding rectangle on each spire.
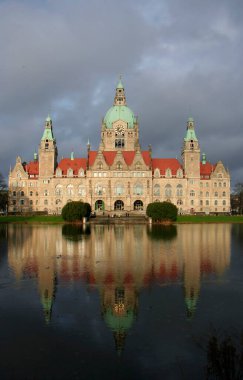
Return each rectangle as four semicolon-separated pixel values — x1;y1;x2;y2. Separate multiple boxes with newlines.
184;117;198;142
41;115;54;141
114;76;127;106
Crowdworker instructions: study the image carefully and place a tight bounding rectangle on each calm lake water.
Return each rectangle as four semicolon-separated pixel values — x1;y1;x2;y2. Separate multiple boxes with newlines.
0;223;243;379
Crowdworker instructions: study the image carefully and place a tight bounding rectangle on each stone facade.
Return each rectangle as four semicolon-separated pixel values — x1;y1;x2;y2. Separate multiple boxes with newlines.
8;79;230;215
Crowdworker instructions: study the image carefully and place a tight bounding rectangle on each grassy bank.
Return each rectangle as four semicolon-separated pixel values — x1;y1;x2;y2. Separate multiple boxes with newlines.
177;215;243;223
0;214;243;224
0;215;64;223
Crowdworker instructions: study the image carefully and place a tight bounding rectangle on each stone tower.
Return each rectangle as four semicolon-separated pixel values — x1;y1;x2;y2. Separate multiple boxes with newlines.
181;117;200;179
38;116;58;178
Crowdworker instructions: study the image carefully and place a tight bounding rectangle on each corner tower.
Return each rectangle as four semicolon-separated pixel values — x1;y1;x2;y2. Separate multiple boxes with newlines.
181;118;200;178
38;116;58;178
101;78;139;151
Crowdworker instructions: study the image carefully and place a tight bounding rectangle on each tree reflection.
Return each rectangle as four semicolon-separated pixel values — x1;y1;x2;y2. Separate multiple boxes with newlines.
146;224;177;241
62;224;90;241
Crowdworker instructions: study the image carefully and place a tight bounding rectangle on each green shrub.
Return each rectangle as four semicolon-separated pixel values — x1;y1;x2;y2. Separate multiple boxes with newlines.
61;201;91;222
146;201;178;222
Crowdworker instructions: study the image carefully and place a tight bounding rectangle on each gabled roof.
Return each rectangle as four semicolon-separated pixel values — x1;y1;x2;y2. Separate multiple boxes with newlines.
152;158;182;175
25;161;39;175
56;158;87;175
89;150;151;167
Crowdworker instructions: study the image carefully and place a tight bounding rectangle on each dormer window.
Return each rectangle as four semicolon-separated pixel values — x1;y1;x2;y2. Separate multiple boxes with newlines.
67;168;73;177
165;168;172;178
56;168;62;177
154;168;160;178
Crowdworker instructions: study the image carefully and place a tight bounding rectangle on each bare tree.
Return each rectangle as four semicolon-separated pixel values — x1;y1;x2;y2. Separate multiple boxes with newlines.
231;183;243;214
0;173;7;213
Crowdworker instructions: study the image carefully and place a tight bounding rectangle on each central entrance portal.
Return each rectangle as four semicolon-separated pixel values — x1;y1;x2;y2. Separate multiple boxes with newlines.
114;200;124;211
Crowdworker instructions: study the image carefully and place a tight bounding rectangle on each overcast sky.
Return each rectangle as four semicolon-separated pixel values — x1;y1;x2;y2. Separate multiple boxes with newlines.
0;0;242;186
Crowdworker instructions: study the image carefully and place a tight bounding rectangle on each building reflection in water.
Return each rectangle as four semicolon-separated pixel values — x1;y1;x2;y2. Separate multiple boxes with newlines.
7;223;231;352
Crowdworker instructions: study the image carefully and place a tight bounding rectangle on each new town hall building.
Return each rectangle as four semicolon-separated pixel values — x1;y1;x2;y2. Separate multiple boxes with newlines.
8;79;230;215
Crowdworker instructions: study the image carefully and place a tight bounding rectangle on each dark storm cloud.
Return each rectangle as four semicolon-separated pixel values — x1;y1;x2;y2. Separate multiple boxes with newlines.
0;0;242;185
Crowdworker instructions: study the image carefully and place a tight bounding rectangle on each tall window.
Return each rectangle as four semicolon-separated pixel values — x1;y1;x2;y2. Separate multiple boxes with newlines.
78;185;86;196
134;183;143;195
67;184;74;196
176;184;183;196
190;190;195;197
114;183;124;196
56;185;63;196
165;184;172;197
154;184;160;196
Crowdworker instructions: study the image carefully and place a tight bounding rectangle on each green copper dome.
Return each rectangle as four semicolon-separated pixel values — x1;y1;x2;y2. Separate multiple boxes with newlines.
104;105;136;129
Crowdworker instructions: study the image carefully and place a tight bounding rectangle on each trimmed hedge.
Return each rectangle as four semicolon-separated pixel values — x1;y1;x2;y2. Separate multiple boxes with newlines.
146;201;178;222
61;201;91;222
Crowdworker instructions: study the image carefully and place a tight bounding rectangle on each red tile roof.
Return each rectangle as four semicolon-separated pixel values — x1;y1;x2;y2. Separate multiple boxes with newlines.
56;158;87;175
89;150;151;167
152;158;182;175
200;162;216;177
25;161;39;175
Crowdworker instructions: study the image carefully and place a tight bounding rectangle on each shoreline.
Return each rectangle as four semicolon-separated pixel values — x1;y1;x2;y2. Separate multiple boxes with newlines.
1;215;243;224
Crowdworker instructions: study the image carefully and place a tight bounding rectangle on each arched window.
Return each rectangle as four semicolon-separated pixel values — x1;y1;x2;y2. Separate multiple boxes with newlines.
135;162;141;170
153;184;160;196
21;191;24;196
223;200;226;205
67;168;73;177
206;200;209;206
56;199;62;205
190;190;195;197
176;169;183;178
214;182;217;187
30;191;33;196
134;183;143;195
223;182;226;187
176;184;183;196
206;192;209;197
165;168;172;178
44;199;48;205
67;184;74;196
78;185;86;196
154;168;160;178
44;190;48;196
114;183;124;196
165;184;172;197
222;191;226;197
97;161;103;170
55;185;63;196
214;200;218;205
215;192;218;197
177;199;183;205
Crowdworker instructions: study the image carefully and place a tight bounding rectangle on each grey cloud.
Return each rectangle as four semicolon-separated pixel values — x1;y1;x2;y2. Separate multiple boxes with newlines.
0;0;242;186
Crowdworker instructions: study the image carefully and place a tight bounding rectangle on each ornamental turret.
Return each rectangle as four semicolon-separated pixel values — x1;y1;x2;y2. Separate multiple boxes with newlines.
181;117;200;178
38;116;58;178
